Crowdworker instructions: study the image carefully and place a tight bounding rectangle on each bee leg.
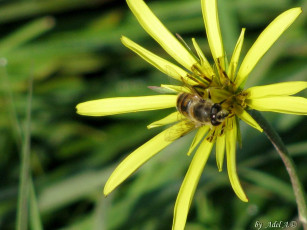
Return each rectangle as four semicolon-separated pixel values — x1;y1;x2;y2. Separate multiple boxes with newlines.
191;85;206;98
194;122;202;128
219;123;226;135
206;129;216;142
218;99;227;105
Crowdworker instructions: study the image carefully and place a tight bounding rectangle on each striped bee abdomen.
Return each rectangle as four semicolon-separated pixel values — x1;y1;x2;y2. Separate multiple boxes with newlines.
176;92;229;126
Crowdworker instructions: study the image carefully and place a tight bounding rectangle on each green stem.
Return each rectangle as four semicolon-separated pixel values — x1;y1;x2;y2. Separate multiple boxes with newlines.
249;110;307;229
16;78;33;230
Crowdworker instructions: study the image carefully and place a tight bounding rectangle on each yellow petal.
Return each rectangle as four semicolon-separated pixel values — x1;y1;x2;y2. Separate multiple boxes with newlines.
209;87;232;102
147;111;182;129
216;134;225;172
234;105;263;132
160;84;190;93
228;28;245;81
172;139;214;230
127;0;197;70
191;38;215;78
245;81;307;99
246;96;307;115
236;117;242;148
201;0;225;69
235;8;302;89
187;126;210;156
76;95;176;116
104;121;193;195
122;36;191;82
226;117;248;202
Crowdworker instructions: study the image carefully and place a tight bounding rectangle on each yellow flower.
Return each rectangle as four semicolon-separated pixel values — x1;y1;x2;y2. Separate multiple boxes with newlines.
76;0;306;229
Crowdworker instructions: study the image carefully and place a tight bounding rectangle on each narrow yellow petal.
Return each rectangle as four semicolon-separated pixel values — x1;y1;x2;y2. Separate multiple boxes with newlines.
127;0;197;70
226;118;248;202
228;28;245;81
76;95;177;116
172;139;214;230
246;96;307;115
236;117;242;149
147;111;182;129
234;105;263;132
161;84;190;93
246;81;307;99
122;36;191;82
201;0;225;69
191;38;215;78
235;8;302;89
209;87;232;102
216;134;225;172
187;126;210;156
104;121;193;195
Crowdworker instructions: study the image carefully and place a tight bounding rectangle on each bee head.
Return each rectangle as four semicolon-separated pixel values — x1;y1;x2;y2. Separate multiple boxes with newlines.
210;104;229;126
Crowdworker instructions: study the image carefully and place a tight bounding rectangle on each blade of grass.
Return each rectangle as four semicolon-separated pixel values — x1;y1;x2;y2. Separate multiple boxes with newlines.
240;141;307;168
29;179;43;230
0;0;110;24
16;77;33;230
0;60;22;150
94;196;108;230
38;167;114;213
1;64;43;229
0;16;55;55
241;168;295;202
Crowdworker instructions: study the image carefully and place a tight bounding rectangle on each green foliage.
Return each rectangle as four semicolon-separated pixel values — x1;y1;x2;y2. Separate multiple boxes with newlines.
0;0;306;229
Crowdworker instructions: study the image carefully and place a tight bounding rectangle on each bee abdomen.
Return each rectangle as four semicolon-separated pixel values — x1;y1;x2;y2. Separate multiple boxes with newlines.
176;93;229;126
176;93;193;117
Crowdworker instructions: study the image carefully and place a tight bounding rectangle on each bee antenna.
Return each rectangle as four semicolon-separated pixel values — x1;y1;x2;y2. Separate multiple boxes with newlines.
176;33;192;52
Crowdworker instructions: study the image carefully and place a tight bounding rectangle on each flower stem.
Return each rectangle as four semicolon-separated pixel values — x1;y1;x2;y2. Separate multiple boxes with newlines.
249;110;307;229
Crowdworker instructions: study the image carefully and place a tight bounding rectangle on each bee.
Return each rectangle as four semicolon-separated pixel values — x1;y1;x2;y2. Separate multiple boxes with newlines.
149;60;230;140
176;92;229;127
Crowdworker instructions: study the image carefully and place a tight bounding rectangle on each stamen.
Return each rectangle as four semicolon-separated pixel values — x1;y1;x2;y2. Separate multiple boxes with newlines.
191;64;213;84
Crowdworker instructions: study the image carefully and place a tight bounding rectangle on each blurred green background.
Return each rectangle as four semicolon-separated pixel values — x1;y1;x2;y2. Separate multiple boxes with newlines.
0;0;307;229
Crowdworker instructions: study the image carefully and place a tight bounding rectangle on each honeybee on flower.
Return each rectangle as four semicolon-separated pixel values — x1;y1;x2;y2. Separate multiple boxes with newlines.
76;0;307;229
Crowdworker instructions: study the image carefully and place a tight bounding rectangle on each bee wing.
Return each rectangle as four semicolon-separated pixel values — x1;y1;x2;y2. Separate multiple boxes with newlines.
147;86;177;94
164;65;207;98
165;119;196;142
165;64;199;87
164;65;185;84
166;65;209;100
